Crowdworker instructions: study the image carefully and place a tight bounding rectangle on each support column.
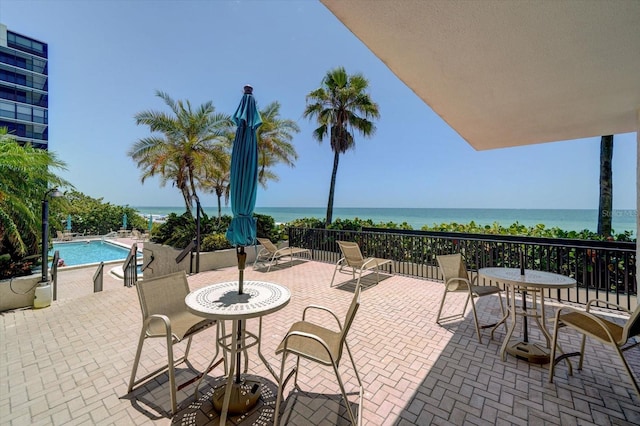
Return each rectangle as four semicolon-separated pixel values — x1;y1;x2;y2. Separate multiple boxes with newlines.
637;108;639;306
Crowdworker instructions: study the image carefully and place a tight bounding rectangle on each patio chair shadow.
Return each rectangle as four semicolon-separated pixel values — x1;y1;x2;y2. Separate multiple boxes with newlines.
254;259;308;273
277;387;360;426
121;361;214;420
334;273;392;293
394;302;640;425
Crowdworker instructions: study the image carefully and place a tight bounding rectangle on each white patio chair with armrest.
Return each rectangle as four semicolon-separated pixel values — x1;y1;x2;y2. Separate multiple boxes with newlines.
127;271;223;415
254;237;311;272
548;300;640;398
274;284;364;425
331;240;393;288
436;253;505;343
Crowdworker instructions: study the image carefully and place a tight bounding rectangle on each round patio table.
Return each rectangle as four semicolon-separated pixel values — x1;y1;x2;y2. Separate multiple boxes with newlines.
185;280;290;424
479;268;576;364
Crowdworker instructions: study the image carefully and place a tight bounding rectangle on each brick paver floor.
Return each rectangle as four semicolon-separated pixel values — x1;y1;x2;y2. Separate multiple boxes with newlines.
2;253;640;425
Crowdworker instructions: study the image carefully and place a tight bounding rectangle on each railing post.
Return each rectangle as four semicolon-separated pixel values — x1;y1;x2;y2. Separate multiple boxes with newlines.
93;262;104;292
51;250;59;300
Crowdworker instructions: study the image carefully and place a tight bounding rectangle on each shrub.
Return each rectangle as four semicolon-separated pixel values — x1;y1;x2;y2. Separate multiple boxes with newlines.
201;233;233;251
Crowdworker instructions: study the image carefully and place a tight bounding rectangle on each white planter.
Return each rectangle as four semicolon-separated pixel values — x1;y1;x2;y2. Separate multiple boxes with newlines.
0;275;40;312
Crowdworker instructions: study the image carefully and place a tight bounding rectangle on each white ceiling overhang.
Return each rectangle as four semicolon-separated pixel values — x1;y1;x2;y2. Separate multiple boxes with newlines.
321;0;640;150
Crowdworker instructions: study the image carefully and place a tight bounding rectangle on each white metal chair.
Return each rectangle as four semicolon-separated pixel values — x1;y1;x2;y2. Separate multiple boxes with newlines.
436;253;505;343
549;300;640;398
331;240;393;288
127;271;221;414
274;284;364;425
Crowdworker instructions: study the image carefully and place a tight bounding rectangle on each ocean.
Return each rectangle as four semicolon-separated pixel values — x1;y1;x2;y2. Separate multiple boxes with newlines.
134;206;637;236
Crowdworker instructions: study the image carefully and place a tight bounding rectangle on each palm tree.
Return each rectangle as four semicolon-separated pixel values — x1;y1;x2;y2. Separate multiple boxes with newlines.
256;101;300;187
304;67;380;224
0;128;69;259
129;91;232;217
597;135;613;237
199;132;232;219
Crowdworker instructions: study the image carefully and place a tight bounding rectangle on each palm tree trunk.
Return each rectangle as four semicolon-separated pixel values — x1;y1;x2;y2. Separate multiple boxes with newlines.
217;194;222;219
181;188;193;217
326;150;340;225
597;135;613;237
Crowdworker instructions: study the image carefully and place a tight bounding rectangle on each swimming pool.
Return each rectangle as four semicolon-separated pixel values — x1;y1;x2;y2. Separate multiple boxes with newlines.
50;240;141;267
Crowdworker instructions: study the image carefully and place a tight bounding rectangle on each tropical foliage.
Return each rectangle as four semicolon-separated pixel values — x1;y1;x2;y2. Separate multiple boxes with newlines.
151;212;281;250
282;216;634;242
198;131;232;219
0;129;69;266
52;191;147;236
304;66;380;225
129;91;233;217
256;101;300;187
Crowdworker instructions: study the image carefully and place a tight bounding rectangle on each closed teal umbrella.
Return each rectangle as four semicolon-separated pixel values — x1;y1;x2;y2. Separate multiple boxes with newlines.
225;85;262;389
148;214;153;231
226;85;262;252
122;213;127;229
66;214;72;231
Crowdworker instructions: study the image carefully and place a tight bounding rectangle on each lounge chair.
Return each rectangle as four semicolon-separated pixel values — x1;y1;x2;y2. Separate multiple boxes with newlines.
254;237;311;272
330;240;393;288
274;283;364;425
56;230;72;241
436;253;505;343
131;229;147;241
127;271;221;415
548;300;640;398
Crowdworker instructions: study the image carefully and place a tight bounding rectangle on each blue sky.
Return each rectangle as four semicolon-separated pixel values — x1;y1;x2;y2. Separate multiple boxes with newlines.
1;0;636;210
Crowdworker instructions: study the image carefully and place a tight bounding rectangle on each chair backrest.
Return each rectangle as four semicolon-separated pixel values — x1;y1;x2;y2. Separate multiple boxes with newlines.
135;271;191;320
57;231;64;239
337;240;366;267
436;253;470;291
622;304;640;343
338;284;361;359
257;237;278;254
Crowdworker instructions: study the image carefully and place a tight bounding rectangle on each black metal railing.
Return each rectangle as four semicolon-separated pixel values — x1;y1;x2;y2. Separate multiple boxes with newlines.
288;227;637;309
123;243;138;288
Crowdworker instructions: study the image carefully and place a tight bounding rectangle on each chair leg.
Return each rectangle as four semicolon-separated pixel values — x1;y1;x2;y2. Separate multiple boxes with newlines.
615;345;640;399
498;293;507;334
330;263;341;287
578;334;587;370
344;342;364;426
548;314;561;383
436;290;448;323
183;336;193;361
167;332;177;415
274;352;289;426
468;296;483;344
127;329;147;393
331;360;358;425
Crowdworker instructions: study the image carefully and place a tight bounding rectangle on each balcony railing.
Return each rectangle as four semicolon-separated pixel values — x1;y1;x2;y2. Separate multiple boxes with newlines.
288;227;637;309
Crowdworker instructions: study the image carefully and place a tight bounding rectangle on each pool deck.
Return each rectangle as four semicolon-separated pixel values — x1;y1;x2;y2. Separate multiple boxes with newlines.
2;239;640;425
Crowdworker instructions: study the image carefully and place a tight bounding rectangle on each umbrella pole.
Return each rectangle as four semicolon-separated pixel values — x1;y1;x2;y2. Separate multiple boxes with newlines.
236;246;246;383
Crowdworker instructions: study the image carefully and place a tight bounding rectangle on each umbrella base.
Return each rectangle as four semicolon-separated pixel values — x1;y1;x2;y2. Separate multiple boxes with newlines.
212;379;261;414
505;340;550;364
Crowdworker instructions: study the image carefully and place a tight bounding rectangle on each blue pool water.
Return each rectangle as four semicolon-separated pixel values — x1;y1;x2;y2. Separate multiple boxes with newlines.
50;240;141;267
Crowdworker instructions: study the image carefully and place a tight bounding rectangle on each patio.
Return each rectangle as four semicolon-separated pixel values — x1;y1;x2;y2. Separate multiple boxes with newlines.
2;257;640;425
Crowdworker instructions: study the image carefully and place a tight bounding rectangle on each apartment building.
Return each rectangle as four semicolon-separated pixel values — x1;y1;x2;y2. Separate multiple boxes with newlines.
0;23;48;149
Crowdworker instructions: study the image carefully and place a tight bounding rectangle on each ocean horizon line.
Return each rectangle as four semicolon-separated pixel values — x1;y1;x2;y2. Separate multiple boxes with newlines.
134;206;637;211
133;206;636;235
